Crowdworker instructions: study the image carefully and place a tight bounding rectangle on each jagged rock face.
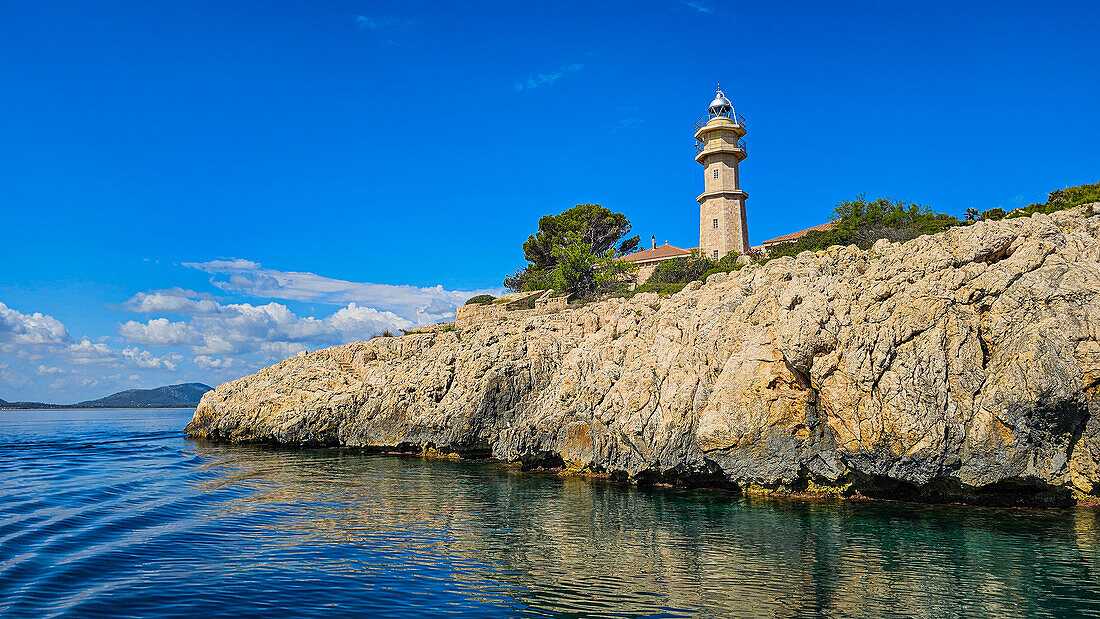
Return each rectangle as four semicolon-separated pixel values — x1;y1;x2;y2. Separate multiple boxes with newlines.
187;205;1100;505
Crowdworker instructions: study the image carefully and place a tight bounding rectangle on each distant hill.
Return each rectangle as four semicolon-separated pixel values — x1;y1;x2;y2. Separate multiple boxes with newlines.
0;397;62;409
0;383;213;409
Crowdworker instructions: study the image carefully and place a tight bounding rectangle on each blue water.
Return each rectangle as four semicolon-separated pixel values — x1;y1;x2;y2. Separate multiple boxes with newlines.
1;409;1099;618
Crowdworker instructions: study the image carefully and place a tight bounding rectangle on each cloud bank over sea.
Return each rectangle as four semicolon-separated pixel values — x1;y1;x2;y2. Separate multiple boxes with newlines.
0;261;499;402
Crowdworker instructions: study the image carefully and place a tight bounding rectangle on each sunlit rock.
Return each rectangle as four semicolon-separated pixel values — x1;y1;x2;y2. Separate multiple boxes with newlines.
186;205;1100;506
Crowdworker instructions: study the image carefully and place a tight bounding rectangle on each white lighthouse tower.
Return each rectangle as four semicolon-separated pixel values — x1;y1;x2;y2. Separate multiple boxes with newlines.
696;86;749;260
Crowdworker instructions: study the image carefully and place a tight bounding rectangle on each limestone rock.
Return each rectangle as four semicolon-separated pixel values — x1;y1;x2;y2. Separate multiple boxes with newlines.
186;205;1100;506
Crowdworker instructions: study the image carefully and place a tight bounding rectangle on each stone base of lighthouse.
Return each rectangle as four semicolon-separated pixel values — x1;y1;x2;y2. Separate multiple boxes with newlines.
698;190;749;260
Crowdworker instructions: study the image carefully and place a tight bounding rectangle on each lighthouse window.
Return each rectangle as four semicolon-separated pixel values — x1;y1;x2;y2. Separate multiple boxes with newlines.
713;219;719;229
712;169;719;179
713;250;719;260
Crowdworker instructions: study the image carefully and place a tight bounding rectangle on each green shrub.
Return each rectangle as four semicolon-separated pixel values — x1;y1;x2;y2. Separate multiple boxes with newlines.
464;294;496;305
765;182;1096;259
701;266;738;280
649;250;742;284
1048;181;1100;210
767;195;963;258
627;281;687;297
401;324;457;335
505;290;543;309
542;233;633;299
764;227;847;260
715;251;743;269
505;203;639;294
1007;204;1041;218
1008;181;1100;218
650;256;709;283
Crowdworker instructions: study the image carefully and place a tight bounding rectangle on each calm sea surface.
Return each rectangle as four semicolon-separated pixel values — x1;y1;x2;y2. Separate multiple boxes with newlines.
2;408;1099;618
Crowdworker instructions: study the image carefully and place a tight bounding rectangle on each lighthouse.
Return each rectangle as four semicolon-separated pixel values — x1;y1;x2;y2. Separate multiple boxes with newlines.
696;86;749;260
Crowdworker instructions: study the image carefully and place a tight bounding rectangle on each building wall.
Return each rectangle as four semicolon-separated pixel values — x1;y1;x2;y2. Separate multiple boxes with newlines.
699;195;748;259
636;263;658;284
703;152;741;194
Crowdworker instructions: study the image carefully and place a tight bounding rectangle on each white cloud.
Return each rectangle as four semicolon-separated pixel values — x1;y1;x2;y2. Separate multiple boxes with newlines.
259;341;309;360
68;338;117;365
1;256;500;402
0;301;70;345
119;318;200;346
183;258;497;326
0;365;29;388
514;63;586;92
0;300;194;403
193;355;243;370
615;118;646;130
119;295;414;360
193;334;235;355
355;15;409;32
125;288;220;314
66;337;179;371
356;15;389;30
326;302;411;336
122;347;179;371
681;1;713;13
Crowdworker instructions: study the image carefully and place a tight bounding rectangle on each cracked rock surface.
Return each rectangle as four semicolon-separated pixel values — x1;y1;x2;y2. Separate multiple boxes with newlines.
186;205;1100;506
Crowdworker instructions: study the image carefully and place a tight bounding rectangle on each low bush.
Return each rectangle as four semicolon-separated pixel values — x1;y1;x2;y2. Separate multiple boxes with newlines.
981;208;1007;221
650;255;714;284
764;182;1097;261
649;250;743;285
766;196;963;259
464;294;496;305
626;281;687;297
400;324;457;335
701;266;737;280
1008;181;1100;219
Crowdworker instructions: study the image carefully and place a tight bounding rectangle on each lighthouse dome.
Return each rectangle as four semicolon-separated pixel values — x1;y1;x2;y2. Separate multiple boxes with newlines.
708;87;733;118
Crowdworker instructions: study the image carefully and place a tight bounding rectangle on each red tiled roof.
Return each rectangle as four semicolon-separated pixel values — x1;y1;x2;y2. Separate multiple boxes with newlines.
761;221;837;246
618;244;693;263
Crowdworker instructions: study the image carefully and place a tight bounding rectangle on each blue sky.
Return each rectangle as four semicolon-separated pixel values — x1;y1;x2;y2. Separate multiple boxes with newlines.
1;0;1098;402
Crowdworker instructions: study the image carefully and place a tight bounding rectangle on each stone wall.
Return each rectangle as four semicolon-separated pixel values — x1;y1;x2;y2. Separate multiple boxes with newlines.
699;194;749;260
636;263;658;285
456;290;570;328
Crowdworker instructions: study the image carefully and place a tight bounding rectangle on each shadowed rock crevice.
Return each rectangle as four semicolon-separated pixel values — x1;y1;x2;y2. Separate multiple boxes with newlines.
842;473;1077;507
633;464;739;490
186;205;1100;506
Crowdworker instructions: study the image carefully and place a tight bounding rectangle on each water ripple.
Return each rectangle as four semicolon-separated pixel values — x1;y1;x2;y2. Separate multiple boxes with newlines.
1;409;1099;617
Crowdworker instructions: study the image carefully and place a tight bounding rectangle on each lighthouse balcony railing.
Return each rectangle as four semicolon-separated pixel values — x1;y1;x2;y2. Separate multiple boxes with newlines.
694;112;746;131
695;137;747;155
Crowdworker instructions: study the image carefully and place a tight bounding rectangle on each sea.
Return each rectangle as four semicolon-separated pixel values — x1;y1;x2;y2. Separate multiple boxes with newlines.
1;408;1099;618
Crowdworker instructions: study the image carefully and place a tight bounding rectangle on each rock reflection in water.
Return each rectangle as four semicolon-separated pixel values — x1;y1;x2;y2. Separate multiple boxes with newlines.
187;441;1100;618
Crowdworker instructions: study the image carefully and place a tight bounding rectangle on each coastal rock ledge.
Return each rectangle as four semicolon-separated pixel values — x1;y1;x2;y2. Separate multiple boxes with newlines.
187;205;1100;506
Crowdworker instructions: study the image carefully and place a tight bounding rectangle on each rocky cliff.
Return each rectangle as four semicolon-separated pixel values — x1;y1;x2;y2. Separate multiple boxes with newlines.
186;205;1100;506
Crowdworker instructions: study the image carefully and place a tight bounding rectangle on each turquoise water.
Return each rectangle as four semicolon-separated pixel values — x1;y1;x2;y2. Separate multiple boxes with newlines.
1;408;1099;617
